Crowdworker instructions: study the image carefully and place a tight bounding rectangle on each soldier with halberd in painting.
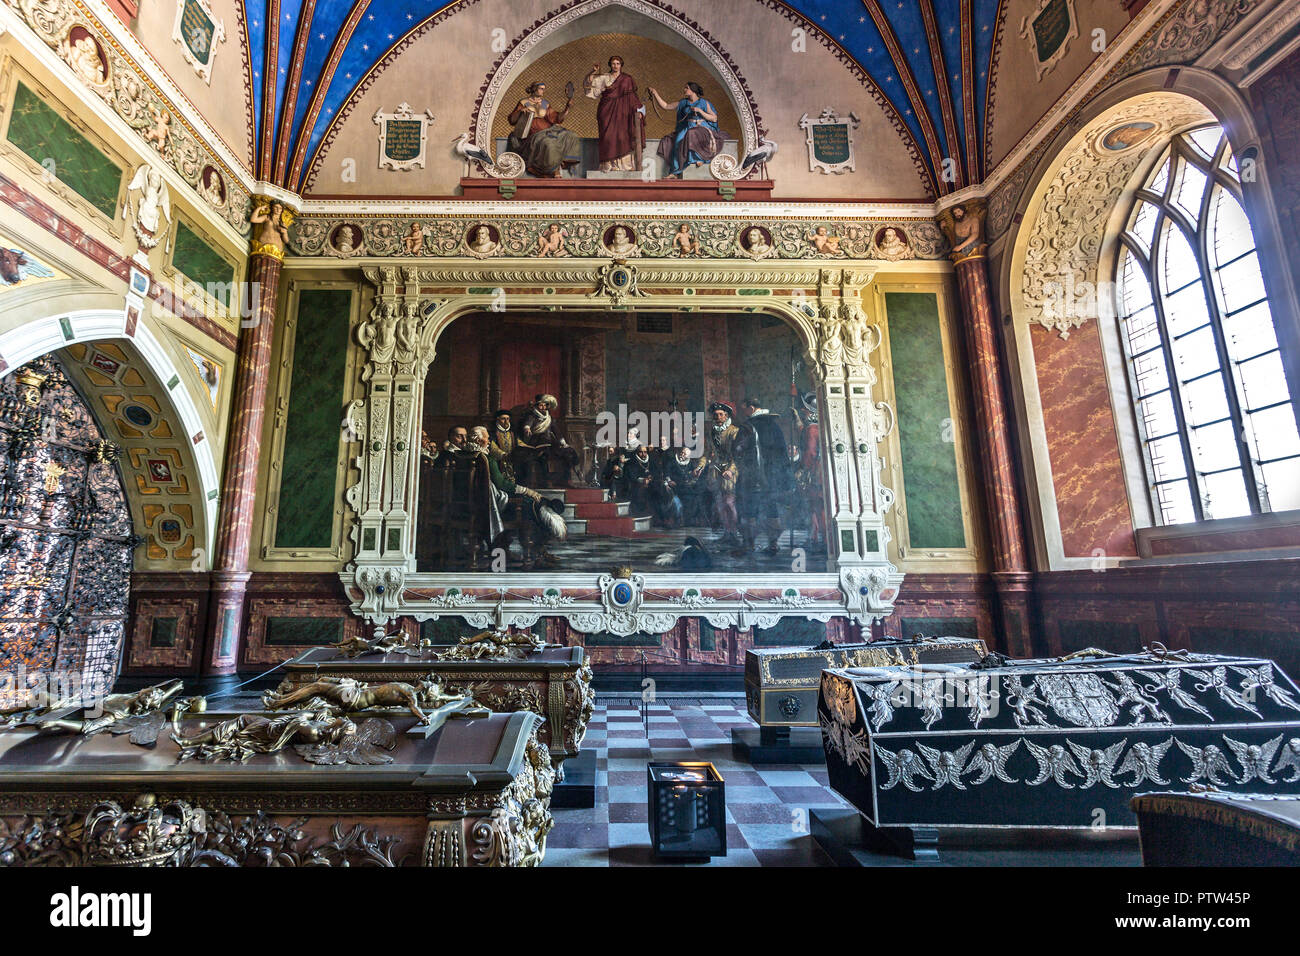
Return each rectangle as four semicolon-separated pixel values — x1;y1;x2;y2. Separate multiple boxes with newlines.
737;397;796;553
516;393;579;488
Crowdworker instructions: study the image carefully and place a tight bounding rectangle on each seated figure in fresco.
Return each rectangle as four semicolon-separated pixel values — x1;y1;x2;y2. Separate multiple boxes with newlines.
516;394;579;488
647;82;730;178
507;81;581;178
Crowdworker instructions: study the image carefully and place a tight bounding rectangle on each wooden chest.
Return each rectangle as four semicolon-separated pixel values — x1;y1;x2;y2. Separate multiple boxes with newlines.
0;709;553;867
745;637;987;728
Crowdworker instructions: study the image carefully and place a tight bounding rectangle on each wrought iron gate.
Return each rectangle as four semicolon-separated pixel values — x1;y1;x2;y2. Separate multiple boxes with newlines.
0;357;134;710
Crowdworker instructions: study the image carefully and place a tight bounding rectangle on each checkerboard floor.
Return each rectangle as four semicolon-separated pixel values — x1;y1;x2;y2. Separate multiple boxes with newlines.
544;694;843;866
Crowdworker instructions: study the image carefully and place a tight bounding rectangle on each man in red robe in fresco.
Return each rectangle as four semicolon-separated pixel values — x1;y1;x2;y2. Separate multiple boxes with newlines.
584;55;646;172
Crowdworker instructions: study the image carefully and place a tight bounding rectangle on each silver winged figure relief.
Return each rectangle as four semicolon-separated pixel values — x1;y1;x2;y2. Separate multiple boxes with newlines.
964;740;1021;785
1025;740;1083;788
1272;738;1300;783
1066;739;1127;789
876;746;934;792
1143;669;1213;720
916;679;947;731
1193;666;1262;717
1177;739;1237;786
916;741;975;791
295;717;397;766
865;680;901;731
1117;738;1173;786
1223;733;1284;785
1231;664;1300;714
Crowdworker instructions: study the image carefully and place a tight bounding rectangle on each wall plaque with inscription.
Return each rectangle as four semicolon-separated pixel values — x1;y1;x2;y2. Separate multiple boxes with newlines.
171;0;225;84
1021;0;1078;79
799;109;860;175
373;103;436;172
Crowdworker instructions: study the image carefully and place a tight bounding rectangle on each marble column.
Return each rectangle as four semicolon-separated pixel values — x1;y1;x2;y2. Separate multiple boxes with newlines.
940;200;1033;657
200;199;294;674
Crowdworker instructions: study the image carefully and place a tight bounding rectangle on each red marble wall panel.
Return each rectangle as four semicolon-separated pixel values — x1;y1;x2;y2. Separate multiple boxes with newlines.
1030;322;1137;558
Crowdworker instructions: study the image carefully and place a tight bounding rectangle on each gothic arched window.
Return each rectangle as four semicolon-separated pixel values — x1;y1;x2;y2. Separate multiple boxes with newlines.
1115;124;1300;525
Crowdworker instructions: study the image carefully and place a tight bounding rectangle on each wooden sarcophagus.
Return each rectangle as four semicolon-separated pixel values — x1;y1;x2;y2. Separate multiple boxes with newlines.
0;707;554;867
276;641;594;775
819;652;1300;830
746;637;987;728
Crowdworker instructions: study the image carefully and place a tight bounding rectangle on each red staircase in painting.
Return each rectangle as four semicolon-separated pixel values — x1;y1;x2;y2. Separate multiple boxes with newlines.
538;487;652;537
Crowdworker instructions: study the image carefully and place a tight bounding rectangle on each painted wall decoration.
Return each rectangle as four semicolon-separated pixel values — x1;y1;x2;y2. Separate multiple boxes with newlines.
372;102;435;171
4;81;123;218
171;0;227;85
416;311;818;575
884;292;966;551
799;108;859;174
290;214;948;260
8;0;251;234
342;263;902;636
272;289;352;551
1020;0;1078;79
0;237;59;290
170;220;236;308
182;345;221;411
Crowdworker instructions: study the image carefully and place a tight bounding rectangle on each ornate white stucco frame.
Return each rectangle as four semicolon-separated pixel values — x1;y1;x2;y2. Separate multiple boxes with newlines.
336;259;903;636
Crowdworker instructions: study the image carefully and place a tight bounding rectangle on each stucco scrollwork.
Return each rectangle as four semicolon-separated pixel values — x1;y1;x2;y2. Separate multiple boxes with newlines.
1018;95;1213;338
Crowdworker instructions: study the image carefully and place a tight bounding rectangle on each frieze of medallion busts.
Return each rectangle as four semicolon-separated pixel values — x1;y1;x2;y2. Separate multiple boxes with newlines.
288;215;947;261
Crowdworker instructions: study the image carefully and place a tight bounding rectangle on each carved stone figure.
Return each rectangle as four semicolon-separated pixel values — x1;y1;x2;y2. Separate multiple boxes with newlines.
940;201;986;263
249;199;294;258
873;226;915;261
125;164;171;249
535;223;568;257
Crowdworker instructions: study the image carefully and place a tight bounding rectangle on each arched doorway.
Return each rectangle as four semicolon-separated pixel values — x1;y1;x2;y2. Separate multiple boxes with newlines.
0;356;133;709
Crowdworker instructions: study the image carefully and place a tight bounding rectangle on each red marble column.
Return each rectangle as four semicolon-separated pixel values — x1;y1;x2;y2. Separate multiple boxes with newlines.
942;201;1033;657
200;202;291;674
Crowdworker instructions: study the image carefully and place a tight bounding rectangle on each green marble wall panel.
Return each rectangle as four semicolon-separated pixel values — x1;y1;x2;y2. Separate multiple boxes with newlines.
172;221;234;307
7;83;121;217
265;617;344;646
886;291;966;550
273;289;351;549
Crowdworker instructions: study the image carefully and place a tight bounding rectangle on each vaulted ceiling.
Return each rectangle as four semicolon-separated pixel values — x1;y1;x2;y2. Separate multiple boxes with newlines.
242;0;1004;193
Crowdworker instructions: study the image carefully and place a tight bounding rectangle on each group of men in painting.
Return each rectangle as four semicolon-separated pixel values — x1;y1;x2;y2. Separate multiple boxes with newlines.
419;390;825;570
506;56;729;178
601;396;824;555
422;394;577;570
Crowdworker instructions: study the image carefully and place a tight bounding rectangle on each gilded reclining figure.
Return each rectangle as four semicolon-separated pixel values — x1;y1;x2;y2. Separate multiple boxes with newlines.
262;676;488;725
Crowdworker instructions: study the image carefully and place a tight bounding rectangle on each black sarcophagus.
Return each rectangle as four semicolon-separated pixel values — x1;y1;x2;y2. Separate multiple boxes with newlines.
745;637;987;728
819;652;1300;830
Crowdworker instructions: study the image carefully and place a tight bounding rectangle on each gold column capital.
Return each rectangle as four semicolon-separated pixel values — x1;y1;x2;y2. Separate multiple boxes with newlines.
248;196;296;260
